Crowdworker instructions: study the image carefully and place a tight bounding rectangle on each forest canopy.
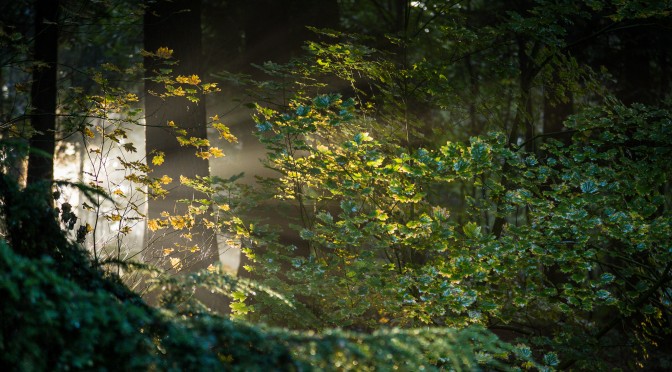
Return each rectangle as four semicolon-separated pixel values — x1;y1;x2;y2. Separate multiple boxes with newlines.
1;0;672;370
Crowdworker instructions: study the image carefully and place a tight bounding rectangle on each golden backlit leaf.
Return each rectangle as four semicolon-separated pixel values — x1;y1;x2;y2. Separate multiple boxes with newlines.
147;219;162;231
209;147;224;158
202;218;215;229
163;248;174;256
169;215;188;230
152;152;164;166
159;175;172;185
218;203;230;211
169;257;182;270
171;86;185;96
156;47;173;59
176;74;201;85
202;83;218;92
213;123;238;143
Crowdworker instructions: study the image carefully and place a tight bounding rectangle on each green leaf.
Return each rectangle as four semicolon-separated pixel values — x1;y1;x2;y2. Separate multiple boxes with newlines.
463;222;481;238
232;291;247;301
580;180;598;194
354;132;373;144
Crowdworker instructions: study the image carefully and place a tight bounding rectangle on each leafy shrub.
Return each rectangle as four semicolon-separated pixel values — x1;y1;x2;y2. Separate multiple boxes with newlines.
0;162;526;370
227;90;672;368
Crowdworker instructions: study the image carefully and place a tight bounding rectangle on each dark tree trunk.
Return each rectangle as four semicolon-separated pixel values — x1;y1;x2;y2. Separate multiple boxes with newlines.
27;0;59;188
241;0;340;74
236;0;340;278
508;36;535;152
143;0;214;270
542;78;573;144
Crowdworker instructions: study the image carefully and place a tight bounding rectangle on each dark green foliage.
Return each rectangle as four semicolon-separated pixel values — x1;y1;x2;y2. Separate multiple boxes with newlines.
0;240;155;370
0;146;521;370
230;83;672;368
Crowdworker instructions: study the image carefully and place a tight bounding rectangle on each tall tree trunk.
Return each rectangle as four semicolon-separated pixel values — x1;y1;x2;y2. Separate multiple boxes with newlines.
236;0;340;278
508;36;535;152
27;0;59;189
241;0;340;75
143;0;214;271
542;76;573;144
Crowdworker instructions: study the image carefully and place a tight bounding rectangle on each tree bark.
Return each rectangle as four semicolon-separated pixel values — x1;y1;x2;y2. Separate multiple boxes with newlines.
27;0;59;188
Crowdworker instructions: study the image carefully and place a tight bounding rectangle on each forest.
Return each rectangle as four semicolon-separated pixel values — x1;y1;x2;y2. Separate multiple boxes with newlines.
1;0;672;370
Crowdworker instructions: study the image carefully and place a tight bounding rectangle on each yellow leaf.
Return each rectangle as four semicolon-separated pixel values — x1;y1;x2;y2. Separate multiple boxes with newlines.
213;123;237;143
189;245;200;253
159;175;172;185
152;153;165;166
207;264;217;273
167;120;177;127
147;219;162;232
108;214;122;222
209;147;224;158
169;215;187;230
84;127;95;138
196;151;210;159
169;257;182;270
218;204;230;211
156;47;173;59
171;86;185;96
112;189;125;196
163;248;174;256
210;114;219;122
181;233;192;240
188;205;204;216
202;218;215;229
202;82;218;92
176;74;201;85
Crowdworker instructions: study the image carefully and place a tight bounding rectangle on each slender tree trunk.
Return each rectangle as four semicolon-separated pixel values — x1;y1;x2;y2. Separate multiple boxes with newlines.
542;75;573;144
143;0;214;270
27;0;59;189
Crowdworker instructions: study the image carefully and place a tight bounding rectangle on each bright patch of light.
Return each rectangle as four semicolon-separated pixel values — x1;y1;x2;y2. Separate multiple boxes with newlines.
411;1;427;10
